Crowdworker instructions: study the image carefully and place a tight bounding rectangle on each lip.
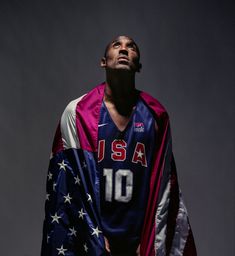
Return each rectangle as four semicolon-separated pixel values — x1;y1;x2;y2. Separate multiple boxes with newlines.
117;56;129;61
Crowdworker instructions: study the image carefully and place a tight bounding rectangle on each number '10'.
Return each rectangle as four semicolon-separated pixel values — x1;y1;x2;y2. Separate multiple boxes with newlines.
103;168;133;203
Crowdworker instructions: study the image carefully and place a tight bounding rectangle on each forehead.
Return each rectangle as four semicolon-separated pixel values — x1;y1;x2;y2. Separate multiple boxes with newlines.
108;36;138;47
111;36;136;45
105;36;140;57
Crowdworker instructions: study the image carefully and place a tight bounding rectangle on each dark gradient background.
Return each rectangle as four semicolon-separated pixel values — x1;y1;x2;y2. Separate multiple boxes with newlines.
0;0;234;255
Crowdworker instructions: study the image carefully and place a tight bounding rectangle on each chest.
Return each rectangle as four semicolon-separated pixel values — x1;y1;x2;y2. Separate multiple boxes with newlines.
97;99;157;208
103;101;134;131
98;100;157;167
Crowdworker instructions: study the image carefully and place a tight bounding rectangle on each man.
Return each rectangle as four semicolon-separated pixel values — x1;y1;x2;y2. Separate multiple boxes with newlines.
41;36;197;256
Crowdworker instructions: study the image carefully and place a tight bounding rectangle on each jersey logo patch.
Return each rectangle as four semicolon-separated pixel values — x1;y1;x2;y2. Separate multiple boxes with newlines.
134;122;144;132
98;123;108;127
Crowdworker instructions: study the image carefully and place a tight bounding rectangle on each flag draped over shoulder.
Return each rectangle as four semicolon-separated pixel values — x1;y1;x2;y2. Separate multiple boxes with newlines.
41;83;197;256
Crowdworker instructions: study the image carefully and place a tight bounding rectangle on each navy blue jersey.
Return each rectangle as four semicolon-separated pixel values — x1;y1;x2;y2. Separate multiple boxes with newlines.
97;98;157;254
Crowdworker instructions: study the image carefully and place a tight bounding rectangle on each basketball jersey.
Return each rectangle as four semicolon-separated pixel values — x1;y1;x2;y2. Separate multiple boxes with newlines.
97;98;157;253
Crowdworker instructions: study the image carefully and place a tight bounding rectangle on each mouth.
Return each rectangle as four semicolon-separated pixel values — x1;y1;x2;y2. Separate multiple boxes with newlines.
117;56;129;62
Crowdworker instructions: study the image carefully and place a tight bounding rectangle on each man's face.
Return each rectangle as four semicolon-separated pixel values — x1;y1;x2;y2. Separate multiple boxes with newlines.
101;36;141;73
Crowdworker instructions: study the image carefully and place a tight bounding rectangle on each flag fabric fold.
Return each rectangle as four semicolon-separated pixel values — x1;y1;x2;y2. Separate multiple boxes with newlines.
41;83;196;256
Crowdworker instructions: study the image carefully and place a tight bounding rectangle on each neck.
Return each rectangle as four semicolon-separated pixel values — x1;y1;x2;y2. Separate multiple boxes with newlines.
104;70;138;116
105;69;136;97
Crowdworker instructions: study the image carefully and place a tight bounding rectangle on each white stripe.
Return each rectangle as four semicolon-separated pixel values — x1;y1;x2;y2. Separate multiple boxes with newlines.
169;192;189;256
60;94;86;149
155;178;171;255
154;139;172;255
155;186;190;256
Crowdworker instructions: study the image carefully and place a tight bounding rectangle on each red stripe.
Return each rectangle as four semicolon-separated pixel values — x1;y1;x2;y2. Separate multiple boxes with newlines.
165;157;180;255
140;117;170;254
52;123;64;155
139;91;170;255
183;226;197;256
75;83;104;152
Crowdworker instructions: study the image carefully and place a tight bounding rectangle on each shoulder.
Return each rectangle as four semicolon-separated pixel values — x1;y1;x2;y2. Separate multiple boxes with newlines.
62;94;87;119
60;94;87;138
139;90;168;119
58;95;87;150
63;83;105;118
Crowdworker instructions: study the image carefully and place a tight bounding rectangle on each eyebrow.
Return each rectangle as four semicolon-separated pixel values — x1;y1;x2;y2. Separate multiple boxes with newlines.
111;39;137;48
110;40;119;45
111;40;121;45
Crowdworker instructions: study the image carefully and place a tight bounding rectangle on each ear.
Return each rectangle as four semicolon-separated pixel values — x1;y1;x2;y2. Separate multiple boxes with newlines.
100;57;106;68
136;62;142;73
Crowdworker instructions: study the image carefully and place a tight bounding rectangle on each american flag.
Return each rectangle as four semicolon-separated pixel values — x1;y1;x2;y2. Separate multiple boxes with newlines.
41;83;196;256
41;147;106;255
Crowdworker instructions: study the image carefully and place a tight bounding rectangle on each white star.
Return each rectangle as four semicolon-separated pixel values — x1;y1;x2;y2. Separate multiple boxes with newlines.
84;243;88;252
74;175;81;185
47;172;53;181
78;208;87;219
51;212;62;223
53;182;57;192
46;193;50;201
87;193;92;203
56;245;67;255
58;160;67;171
68;226;77;237
82;162;87;169
137;150;144;158
91;226;102;238
64;193;72;204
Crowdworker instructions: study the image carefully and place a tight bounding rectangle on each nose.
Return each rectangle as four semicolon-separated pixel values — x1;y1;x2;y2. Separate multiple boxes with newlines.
119;44;128;55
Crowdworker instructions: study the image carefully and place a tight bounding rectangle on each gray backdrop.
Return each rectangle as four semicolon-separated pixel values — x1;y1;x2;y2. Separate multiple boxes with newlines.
0;0;234;255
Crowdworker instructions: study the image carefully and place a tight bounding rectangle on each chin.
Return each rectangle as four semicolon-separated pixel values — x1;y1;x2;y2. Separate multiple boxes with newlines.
115;64;132;71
